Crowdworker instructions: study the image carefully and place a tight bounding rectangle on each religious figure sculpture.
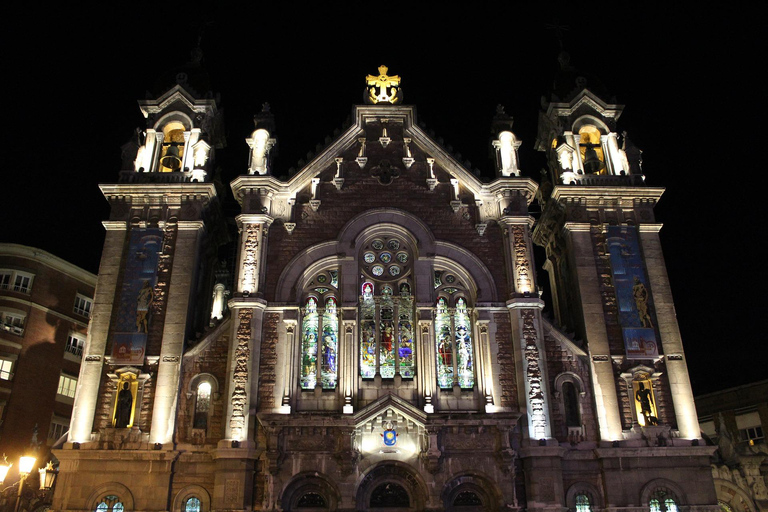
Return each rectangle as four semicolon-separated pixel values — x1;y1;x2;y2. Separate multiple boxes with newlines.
632;276;653;328
114;381;134;428
136;280;153;333
635;382;658;426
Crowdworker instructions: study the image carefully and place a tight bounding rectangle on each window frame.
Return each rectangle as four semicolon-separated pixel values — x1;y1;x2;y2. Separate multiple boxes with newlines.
0;269;35;294
65;332;86;358
57;373;78;399
0;309;26;336
0;357;14;380
74;293;93;318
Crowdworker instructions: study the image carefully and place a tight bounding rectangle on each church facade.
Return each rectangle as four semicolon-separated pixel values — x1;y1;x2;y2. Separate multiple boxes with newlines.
52;65;720;511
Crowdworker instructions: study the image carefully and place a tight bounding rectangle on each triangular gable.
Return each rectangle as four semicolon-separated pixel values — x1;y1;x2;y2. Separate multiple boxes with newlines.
353;392;428;429
138;84;217;117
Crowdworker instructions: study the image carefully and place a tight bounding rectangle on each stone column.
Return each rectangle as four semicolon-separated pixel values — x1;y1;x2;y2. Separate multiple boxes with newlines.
418;316;434;413
150;220;204;444
564;222;623;441
504;216;553;441
69;221;127;443
638;224;699;439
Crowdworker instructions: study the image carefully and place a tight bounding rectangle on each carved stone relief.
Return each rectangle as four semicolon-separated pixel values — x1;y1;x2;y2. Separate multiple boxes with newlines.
229;308;252;439
241;223;260;293
522;309;547;438
512;226;532;293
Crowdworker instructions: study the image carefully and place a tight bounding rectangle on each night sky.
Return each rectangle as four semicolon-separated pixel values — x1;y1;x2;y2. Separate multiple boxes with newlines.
4;6;763;395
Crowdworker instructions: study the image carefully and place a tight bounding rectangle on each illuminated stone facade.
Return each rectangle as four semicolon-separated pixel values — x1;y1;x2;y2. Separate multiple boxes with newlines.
51;65;720;512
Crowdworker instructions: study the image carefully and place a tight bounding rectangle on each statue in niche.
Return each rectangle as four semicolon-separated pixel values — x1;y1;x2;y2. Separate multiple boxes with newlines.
136;280;154;333
114;381;134;428
635;382;658;426
632;276;653;328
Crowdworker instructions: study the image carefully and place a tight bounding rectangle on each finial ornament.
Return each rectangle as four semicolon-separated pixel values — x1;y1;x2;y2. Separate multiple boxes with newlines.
365;65;402;104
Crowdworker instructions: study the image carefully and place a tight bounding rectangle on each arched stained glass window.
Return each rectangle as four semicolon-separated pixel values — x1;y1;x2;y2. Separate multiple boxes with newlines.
360;282;376;379
664;499;678;512
300;297;319;390
194;381;211;429
435;297;475;390
650;498;661;512
398;291;415;378
321;297;338;389
435;297;453;389
454;298;474;389
379;293;395;378
575;493;591;512
184;497;201;512
358;236;417;381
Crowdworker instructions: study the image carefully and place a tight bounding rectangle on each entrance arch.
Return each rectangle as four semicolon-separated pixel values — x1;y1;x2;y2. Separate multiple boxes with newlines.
356;462;427;511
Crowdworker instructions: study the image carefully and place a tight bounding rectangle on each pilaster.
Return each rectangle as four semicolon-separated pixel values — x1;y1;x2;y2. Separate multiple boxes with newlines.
69;221;128;443
149;220;205;444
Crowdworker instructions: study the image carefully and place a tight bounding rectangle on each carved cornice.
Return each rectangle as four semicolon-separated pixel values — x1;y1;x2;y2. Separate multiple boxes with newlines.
551;186;664;208
100;183;217;207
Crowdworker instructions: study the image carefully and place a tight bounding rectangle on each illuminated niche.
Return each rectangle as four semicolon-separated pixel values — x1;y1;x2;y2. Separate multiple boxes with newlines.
158;121;187;172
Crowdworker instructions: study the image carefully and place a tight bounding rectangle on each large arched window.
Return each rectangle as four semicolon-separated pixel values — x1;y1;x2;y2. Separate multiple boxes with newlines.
359;236;416;380
320;297;339;389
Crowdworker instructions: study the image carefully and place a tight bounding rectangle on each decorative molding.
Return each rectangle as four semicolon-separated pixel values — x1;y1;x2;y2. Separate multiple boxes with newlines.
284;222;296;234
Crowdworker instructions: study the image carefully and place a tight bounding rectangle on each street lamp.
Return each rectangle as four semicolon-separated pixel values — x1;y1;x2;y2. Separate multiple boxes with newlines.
14;453;36;512
0;455;11;485
38;462;58;491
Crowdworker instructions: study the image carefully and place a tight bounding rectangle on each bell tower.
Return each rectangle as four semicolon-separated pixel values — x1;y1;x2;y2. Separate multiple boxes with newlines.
533;53;699;443
59;51;226;510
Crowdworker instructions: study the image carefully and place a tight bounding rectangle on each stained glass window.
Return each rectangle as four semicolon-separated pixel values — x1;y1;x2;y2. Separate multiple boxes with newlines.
435;297;453;389
664;499;678;512
184;497;201;512
380;294;395;378
650;499;661;512
95;496;123;512
359;237;416;380
300;297;319;390
575;494;591;512
321;297;338;389
194;381;211;429
360;283;376;379
435;296;474;390
454;298;474;389
398;294;415;378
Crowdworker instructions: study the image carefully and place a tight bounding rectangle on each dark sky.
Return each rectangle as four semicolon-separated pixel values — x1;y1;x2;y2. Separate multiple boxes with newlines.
4;5;764;395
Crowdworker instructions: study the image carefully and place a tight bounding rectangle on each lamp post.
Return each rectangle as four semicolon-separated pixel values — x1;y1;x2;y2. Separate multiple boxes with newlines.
14;454;36;512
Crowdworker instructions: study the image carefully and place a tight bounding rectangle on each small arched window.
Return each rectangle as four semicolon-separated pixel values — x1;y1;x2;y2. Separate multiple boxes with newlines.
649;491;678;512
184;497;201;512
575;493;591;512
194;382;212;430
563;382;581;427
95;496;124;512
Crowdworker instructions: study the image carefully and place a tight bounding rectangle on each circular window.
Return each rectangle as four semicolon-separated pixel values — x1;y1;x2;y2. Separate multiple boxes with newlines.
364;252;376;263
372;239;384;250
380;252;392;263
389;265;401;276
388;239;400;250
396;252;408;263
372;265;384;276
317;274;327;283
445;274;456;283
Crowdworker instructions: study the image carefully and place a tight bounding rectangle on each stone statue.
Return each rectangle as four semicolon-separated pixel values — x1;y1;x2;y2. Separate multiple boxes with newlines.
632;276;653;328
136;280;153;333
114;382;134;428
635;382;658;426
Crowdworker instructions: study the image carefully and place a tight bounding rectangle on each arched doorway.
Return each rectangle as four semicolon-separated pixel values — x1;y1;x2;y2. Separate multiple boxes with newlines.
356;463;426;511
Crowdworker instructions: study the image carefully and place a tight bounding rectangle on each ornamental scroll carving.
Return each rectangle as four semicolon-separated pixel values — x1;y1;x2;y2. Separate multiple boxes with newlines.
522;309;547;438
229;308;252;439
151;223;177;315
241;224;260;293
512;226;532;293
